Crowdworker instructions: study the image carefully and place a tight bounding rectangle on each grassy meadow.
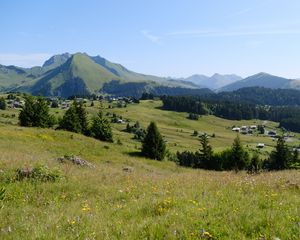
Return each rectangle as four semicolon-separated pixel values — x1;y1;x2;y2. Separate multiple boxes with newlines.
0;98;299;239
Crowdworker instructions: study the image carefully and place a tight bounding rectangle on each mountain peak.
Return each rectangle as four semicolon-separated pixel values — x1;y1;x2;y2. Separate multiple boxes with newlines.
42;53;71;69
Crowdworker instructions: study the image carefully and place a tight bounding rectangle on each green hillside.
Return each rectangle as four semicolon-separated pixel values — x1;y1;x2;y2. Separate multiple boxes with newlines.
21;53;121;97
0;53;202;98
0;98;299;239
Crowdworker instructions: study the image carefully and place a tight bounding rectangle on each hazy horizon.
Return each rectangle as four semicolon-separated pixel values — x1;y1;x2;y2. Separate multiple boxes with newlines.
1;0;300;79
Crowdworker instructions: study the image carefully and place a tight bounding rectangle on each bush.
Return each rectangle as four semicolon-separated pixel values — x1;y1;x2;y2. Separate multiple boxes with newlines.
0;187;5;201
187;113;199;120
15;165;61;182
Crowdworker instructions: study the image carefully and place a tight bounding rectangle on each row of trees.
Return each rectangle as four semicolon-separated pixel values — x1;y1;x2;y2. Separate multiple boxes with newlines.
177;134;299;171
18;96;165;159
19;96;113;142
161;95;300;132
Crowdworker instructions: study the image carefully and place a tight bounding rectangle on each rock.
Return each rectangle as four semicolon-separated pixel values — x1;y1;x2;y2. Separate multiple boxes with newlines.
16;167;34;180
122;166;133;172
58;156;95;168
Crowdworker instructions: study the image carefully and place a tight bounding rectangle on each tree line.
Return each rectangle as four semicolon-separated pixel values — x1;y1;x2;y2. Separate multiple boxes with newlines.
161;95;300;132
19;96;113;142
16;96;166;160
177;134;299;171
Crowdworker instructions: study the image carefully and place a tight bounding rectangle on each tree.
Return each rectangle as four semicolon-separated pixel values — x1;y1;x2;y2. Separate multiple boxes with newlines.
199;134;213;169
248;152;261;173
19;96;55;128
0;97;6;110
142;122;166;160
231;135;249;171
75;101;89;135
58;104;82;133
51;101;59;108
268;136;291;170
90;111;113;142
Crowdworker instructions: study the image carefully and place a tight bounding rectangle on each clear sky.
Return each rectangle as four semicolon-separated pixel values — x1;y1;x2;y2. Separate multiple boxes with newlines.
1;0;300;78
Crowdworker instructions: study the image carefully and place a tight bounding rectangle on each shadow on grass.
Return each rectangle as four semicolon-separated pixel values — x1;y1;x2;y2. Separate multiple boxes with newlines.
127;151;144;158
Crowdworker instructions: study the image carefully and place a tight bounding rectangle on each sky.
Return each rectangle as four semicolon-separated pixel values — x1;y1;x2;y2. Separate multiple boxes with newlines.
1;0;300;78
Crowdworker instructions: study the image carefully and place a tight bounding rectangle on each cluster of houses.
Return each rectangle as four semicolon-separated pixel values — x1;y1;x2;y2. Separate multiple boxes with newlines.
232;125;258;134
231;125;277;149
7;99;25;108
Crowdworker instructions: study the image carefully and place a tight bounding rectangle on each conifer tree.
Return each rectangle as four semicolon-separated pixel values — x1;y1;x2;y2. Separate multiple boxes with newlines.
58;103;82;133
75;101;88;134
269;136;291;170
231;135;249;171
0;97;6;110
90;111;113;142
142;122;166;160
199;134;213;168
19;96;54;127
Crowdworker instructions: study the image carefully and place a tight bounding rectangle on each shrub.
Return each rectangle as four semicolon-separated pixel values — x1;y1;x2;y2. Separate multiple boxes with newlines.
15;165;61;182
187;113;199;120
0;187;5;201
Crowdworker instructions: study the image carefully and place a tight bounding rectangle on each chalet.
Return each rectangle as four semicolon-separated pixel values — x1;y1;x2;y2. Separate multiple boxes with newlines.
250;125;257;130
232;127;240;132
257;143;265;149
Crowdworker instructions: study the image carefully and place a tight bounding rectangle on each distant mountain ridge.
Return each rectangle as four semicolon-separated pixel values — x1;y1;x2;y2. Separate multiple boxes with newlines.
219;72;300;92
1;52;300;97
184;73;242;89
0;52;209;97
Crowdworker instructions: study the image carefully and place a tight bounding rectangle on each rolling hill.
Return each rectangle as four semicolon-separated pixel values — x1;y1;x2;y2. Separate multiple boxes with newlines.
0;97;299;239
220;72;300;92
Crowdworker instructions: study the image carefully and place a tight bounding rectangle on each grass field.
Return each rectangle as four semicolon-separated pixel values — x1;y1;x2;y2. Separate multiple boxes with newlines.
0;98;299;239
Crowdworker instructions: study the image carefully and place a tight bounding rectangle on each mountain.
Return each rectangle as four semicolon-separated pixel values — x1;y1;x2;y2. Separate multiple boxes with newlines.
2;52;206;98
220;72;300;92
42;52;71;71
185;73;242;89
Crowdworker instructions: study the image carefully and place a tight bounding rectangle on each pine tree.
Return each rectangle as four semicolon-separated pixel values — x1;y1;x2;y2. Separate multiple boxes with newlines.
19;96;35;127
231;135;249;171
90;111;113;142
0;97;6;110
58;101;89;134
19;96;54;127
142;122;166;160
248;152;261;173
269;136;291;170
199;134;213;169
74;101;88;134
58;104;82;133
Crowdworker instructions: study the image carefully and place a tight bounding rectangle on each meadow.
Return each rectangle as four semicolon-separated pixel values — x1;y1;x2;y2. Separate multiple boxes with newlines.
0;98;299;239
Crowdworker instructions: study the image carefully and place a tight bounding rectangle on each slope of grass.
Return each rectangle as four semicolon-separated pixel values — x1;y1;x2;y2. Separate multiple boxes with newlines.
0;123;299;239
0;99;299;239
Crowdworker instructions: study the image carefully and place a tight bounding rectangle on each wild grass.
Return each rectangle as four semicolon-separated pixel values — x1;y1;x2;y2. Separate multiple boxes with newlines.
0;99;299;239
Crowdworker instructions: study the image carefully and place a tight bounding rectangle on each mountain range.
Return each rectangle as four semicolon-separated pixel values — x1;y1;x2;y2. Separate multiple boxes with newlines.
0;52;300;97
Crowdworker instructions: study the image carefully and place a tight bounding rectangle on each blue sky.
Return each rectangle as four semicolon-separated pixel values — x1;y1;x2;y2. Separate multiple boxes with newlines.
1;0;300;78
